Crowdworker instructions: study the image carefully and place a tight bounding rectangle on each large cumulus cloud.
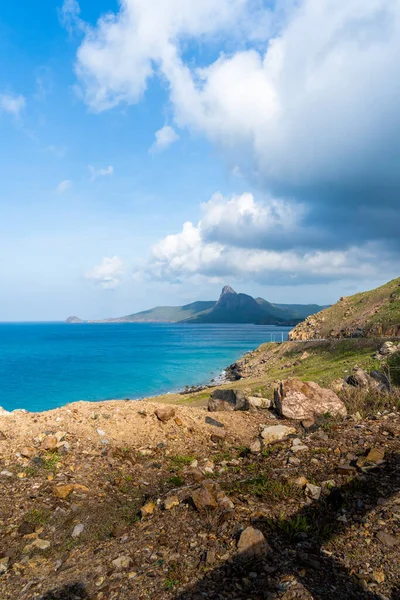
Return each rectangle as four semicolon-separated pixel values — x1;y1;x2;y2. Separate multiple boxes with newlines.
65;0;400;285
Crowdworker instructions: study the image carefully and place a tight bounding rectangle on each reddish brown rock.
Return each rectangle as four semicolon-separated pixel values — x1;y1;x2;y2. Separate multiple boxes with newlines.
237;527;270;558
155;406;176;423
274;379;347;421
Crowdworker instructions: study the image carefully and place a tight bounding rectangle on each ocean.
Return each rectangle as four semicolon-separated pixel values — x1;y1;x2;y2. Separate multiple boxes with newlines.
0;322;291;412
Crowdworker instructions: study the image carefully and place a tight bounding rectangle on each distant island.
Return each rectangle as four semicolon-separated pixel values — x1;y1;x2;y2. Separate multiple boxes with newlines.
67;285;328;326
66;316;84;324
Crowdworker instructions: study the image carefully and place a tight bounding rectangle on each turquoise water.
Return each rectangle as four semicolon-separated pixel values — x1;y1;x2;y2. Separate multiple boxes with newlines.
0;323;291;412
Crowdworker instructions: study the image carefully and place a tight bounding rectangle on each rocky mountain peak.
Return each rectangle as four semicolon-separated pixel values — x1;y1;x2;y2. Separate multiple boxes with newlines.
220;285;237;297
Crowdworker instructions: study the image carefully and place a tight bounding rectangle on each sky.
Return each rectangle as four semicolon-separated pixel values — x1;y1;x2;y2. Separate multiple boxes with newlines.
0;0;399;321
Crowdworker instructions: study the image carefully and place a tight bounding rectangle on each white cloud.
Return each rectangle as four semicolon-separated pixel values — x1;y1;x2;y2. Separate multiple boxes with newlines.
59;0;82;34
69;0;400;285
86;256;124;289
151;125;179;153
56;180;72;193
70;1;400;199
0;93;26;117
88;165;114;181
143;193;394;285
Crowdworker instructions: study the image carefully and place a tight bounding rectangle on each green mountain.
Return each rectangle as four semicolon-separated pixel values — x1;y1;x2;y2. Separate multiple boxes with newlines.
86;286;327;325
91;301;215;323
289;277;400;340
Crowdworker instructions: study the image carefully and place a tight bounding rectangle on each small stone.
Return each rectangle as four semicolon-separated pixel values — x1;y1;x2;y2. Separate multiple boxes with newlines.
0;431;7;440
218;495;235;510
174;417;183;426
205;417;224;428
237;527;270;558
337;464;356;475
53;484;89;499
305;483;321;500
292;444;308;453
0;470;14;478
211;429;226;443
95;576;105;587
186;467;204;482
372;571;385;584
301;417;316;430
26;538;51;551
18;521;36;536
250;439;262;454
289;476;308;488
20;447;36;459
206;550;216;565
41;435;58;452
0;556;9;574
141;502;157;518
191;486;217;511
96;429;106;437
366;447;385;464
288;456;300;466
71;524;85;538
376;531;399;547
164;496;179;510
112;555;131;569
261;425;296;445
155;406;176;423
247;397;272;410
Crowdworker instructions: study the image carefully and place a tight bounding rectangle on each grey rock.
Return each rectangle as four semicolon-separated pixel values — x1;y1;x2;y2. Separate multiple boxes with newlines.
205;416;224;428
208;389;249;412
71;524;85;538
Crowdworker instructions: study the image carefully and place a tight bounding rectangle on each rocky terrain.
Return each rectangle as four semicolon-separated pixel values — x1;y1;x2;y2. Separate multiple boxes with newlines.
289;277;400;340
0;340;400;599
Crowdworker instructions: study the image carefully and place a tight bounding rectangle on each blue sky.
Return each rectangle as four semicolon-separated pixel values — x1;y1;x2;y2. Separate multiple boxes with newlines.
1;0;399;320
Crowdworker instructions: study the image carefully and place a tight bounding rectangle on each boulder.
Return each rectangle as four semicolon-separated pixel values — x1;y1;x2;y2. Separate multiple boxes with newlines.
370;370;392;393
346;368;379;390
155;406;176;422
261;425;296;445
274;379;347;421
379;341;398;356
247;396;272;410
237;527;270;558
208;389;248;412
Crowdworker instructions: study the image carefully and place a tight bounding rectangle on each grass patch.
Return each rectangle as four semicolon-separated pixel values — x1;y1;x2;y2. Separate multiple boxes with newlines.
25;508;51;526
229;473;299;500
43;452;61;472
169;455;195;469
340;387;400;417
167;475;184;487
268;512;309;541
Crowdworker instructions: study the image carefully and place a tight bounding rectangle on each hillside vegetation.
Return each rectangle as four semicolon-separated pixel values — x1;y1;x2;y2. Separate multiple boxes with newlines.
289;277;400;340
